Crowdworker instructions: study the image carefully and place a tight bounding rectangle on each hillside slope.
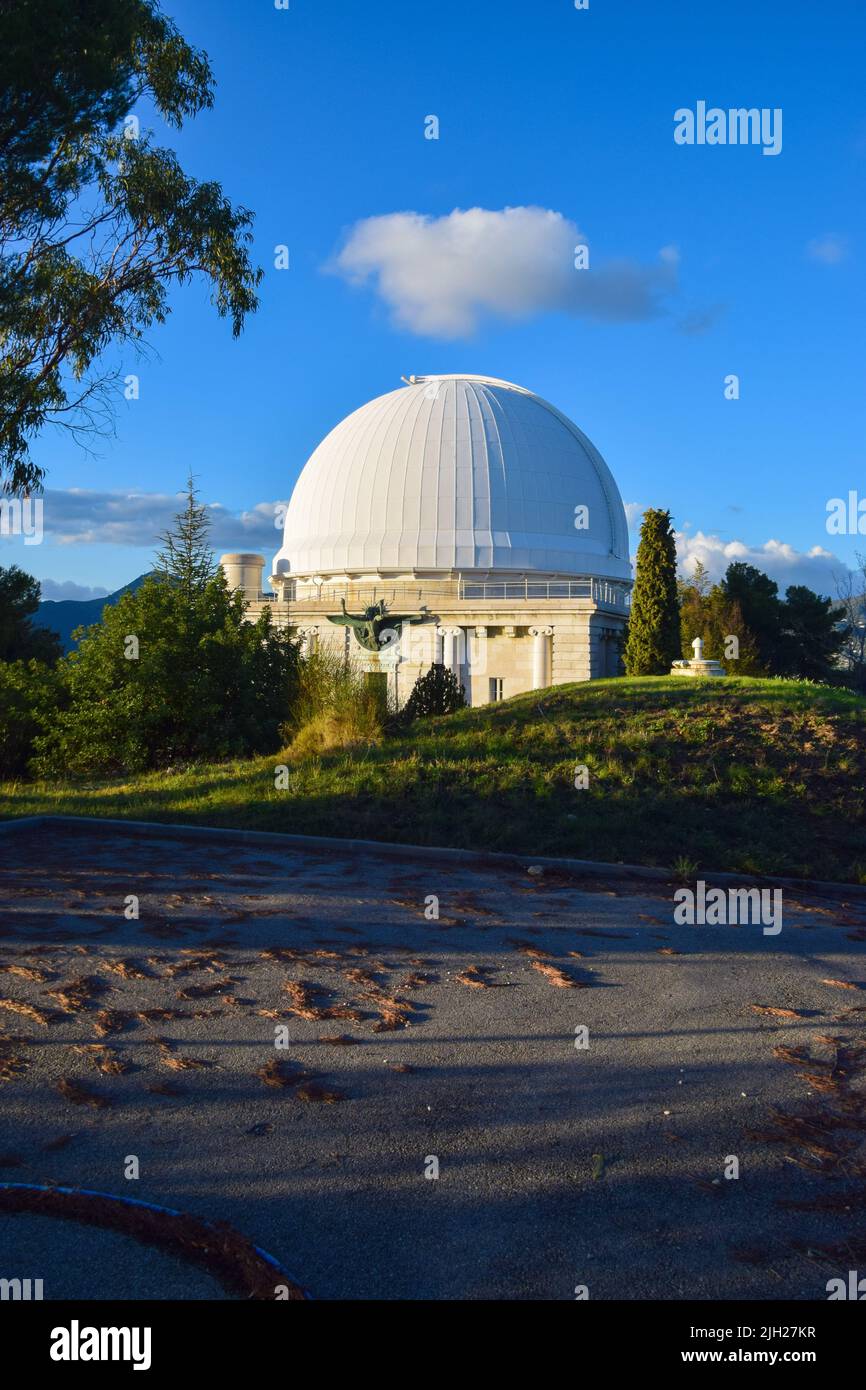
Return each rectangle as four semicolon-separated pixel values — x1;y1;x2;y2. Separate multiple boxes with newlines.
3;677;865;882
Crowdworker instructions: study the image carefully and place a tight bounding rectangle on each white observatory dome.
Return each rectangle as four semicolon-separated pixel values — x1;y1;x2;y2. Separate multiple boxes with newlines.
273;375;631;580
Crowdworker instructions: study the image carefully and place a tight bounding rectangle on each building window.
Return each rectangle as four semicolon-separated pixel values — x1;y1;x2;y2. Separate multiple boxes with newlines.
489;677;504;702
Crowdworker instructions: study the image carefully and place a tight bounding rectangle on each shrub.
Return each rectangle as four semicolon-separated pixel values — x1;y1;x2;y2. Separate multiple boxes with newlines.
33;574;299;776
284;648;385;756
0;660;61;777
288;707;383;759
401;663;466;720
0;565;62;664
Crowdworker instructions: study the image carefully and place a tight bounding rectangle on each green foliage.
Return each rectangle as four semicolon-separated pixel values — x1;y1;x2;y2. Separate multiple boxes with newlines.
679;563;844;682
720;563;782;670
0;564;61;664
7;482;298;780
401;663;466;720
0;659;61;776
154;471;216;598
7;677;866;883
288;707;384;760
678;567;764;674
284;648;386;753
623;508;681;674
777;585;846;681
34;574;298;775
0;0;261;491
671;854;700;884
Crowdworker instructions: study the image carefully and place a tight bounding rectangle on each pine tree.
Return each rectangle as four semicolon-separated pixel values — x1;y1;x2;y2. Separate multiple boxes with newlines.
687;558;711;598
720;562;781;671
155;472;216;600
677;562;710;660
777;585;845;680
623;508;681;675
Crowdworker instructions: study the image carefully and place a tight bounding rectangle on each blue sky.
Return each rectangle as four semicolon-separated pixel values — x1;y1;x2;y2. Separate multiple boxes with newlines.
6;0;866;599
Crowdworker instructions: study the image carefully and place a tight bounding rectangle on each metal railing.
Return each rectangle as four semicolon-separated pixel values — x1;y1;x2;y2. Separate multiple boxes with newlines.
459;577;630;608
279;583;456;609
274;576;630;611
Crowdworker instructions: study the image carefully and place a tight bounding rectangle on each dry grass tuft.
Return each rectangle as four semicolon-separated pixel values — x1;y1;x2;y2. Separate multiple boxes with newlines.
749;1004;807;1020
371;996;413;1031
100;959;154;980
92;1008;136;1037
532;961;586;988
45;974;109;1012
508;940;551;959
176;979;235;1000
0;963;52;982
0;998;59;1026
283;980;362;1022
454;966;492;989
71;1044;130;1076
256;1058;306;1089
294;1082;344;1103
0;1032;30;1082
56;1077;111;1109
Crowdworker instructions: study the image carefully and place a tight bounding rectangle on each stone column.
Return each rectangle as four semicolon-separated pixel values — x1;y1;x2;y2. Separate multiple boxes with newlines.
529;625;554;690
471;626;487;677
437;626;463;674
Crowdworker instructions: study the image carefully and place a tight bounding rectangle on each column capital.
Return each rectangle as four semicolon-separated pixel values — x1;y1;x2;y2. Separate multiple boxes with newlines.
529;625;554;637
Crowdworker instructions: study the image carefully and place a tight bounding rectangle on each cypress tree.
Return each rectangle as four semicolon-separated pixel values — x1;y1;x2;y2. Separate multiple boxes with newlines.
623;508;681;675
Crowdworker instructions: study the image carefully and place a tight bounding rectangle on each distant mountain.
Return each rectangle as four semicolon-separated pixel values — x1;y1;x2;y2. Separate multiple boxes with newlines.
34;573;153;653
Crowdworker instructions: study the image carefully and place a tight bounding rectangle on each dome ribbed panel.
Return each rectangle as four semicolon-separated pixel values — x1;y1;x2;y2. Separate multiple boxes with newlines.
275;375;631;581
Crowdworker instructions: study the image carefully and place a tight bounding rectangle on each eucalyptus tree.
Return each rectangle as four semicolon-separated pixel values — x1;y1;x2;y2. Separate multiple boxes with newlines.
0;0;262;493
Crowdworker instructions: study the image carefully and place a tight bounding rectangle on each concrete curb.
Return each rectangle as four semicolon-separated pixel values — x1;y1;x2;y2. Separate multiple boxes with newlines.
1;813;864;899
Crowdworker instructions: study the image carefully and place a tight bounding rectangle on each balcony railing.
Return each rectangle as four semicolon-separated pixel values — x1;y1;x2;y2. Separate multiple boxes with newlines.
459;577;630;608
275;576;630;611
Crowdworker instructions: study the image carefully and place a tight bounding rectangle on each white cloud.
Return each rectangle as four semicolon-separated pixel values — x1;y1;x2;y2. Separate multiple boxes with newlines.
676;529;851;597
624;501;644;530
330;206;678;338
34;490;289;550
806;233;848;265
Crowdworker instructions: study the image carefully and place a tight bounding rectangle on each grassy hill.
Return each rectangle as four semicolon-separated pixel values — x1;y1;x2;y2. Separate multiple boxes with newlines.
3;676;865;882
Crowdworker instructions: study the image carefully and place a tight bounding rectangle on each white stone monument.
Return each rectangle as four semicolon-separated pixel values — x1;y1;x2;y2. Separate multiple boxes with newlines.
671;636;726;678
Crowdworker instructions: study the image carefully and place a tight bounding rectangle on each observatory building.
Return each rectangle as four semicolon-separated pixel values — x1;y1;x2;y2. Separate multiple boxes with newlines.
220;374;632;707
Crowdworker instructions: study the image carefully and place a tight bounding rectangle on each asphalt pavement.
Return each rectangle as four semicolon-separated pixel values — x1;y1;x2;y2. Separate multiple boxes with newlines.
1;823;864;1300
